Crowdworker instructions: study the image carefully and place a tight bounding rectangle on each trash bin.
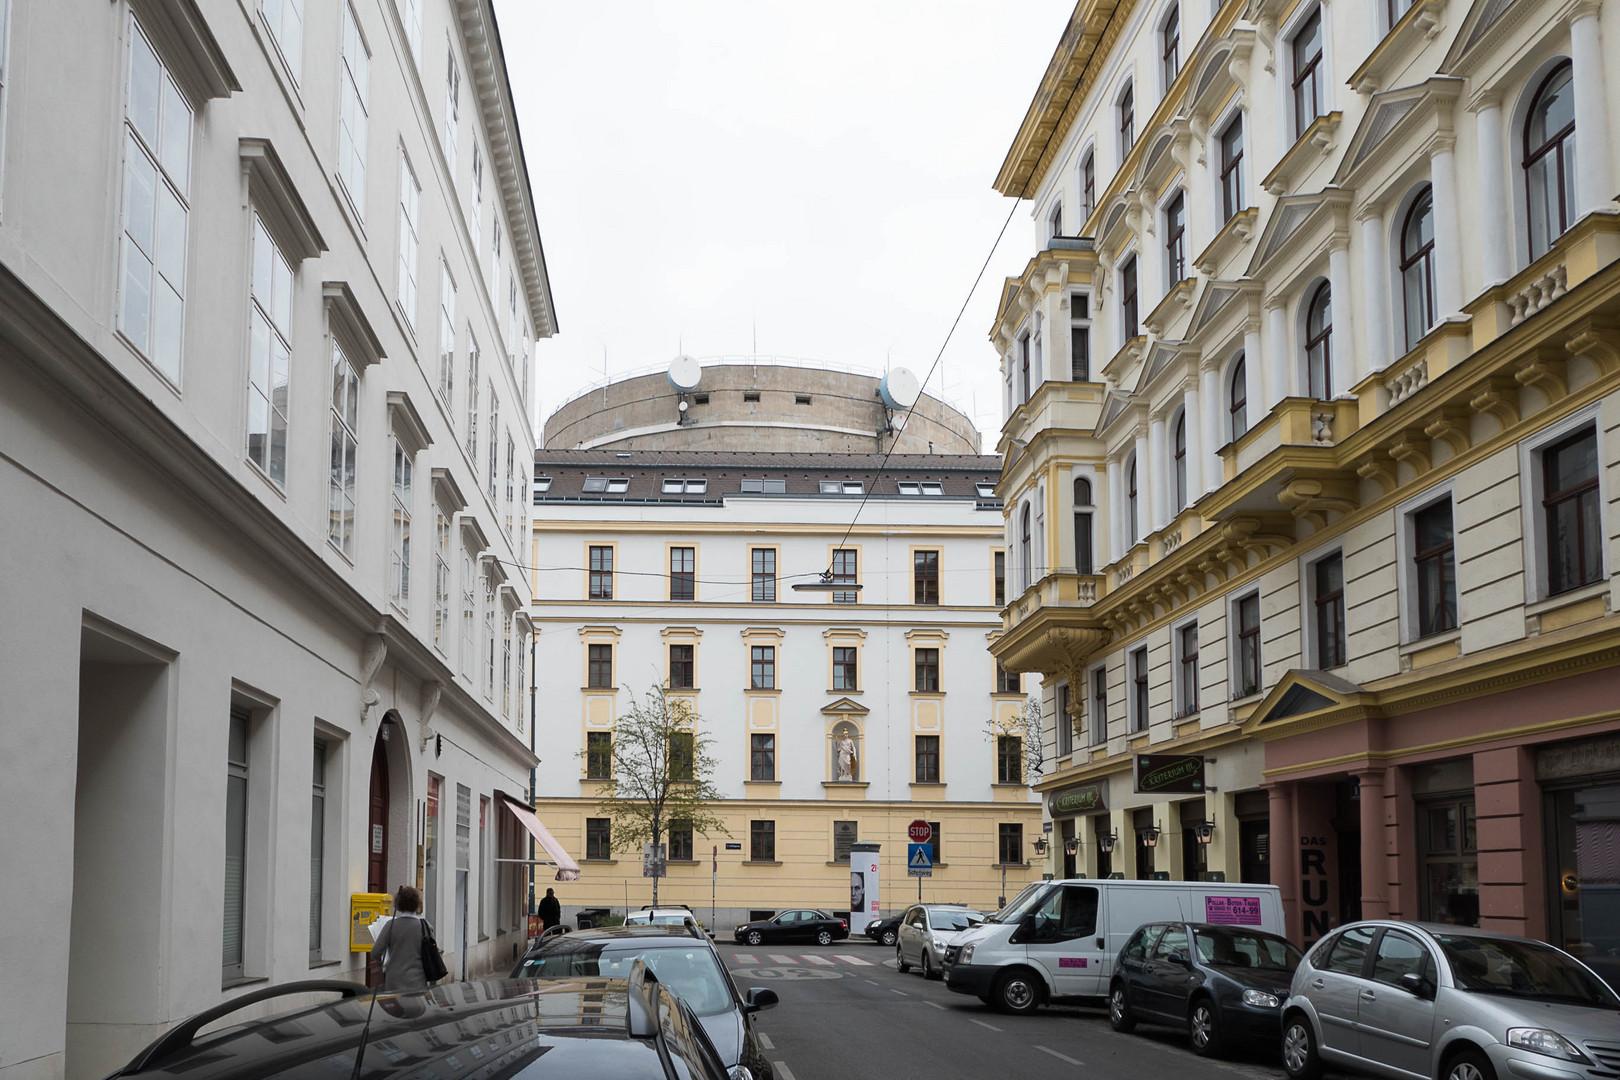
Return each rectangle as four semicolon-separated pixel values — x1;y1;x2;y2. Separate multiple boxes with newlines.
576;907;611;930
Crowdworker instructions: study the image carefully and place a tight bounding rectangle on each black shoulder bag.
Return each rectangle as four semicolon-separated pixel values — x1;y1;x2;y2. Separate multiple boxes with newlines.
419;918;449;983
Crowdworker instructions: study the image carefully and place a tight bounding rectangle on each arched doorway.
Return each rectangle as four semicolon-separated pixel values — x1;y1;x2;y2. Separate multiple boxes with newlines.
366;714;413;986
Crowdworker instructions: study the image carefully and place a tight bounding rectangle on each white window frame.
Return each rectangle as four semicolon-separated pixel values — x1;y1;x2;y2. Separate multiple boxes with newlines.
460;547;475;678
1078;144;1098;225
246;214;292;485
438;260;455;405
396;0;421;61
1127;644;1150;732
1087;661;1109;746
469;138;483;246
1393;479;1457;644
1282;2;1332;142
433;509;451;653
464;332;479;460
396;152;419;326
327;341;360;558
1171;615;1200;717
390;436;412;611
1213;101;1247;224
487;385;499;502
1162;186;1188;290
336;2;369;218
1116;76;1137;163
482;567;497;700
1048;199;1064;242
261;0;305;85
1299;541;1346;669
1069;290;1092;381
442;39;459;177
1229;588;1262;698
1158;0;1182;99
1518;404;1608;604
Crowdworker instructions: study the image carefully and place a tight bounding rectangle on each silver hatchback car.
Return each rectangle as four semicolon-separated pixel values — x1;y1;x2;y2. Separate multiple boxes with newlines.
1282;921;1620;1080
895;903;984;980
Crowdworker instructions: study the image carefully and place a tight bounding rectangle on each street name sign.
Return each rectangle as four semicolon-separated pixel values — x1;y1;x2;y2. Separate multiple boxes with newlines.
907;843;933;877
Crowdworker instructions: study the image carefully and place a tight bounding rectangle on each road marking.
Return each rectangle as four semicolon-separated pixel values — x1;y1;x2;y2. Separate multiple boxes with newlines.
774;1063;797;1080
865;978;881;986
803;954;835;966
1035;1046;1084;1066
733;953;758;964
890;987;908;996
766;954;797;964
970;1019;1002;1032
834;954;873;966
926;1001;945;1010
757;1033;774;1051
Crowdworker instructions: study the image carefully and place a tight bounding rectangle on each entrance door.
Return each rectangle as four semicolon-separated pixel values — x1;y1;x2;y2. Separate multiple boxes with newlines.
366;734;390;987
1239;819;1269;883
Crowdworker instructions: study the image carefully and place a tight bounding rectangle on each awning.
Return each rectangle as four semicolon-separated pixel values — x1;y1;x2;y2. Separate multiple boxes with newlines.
497;794;581;881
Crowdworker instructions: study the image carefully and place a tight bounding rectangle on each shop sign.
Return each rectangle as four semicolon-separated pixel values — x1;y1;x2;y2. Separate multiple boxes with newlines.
1204;895;1262;925
1048;781;1107;816
1134;754;1205;794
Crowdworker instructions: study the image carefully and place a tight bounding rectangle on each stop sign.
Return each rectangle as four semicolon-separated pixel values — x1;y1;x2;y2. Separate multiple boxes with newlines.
908;819;932;843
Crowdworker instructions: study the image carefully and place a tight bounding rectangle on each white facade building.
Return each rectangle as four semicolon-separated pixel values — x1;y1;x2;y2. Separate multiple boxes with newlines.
0;2;553;1078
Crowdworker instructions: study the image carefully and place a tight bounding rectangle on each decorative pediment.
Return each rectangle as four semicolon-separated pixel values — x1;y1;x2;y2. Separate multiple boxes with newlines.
820;697;870;716
1188;28;1256;123
1138;128;1180;191
1097;390;1135;430
1187;280;1246;337
1333;78;1463;192
1440;0;1525;76
1350;0;1449;94
1135;340;1186;393
1241;669;1375;737
1244;193;1337;277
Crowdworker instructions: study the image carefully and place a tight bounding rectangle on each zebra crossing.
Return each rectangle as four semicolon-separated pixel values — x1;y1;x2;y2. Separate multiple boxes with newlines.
731;952;875;966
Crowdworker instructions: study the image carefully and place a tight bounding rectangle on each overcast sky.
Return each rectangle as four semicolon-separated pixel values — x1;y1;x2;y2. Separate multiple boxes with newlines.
495;0;1075;450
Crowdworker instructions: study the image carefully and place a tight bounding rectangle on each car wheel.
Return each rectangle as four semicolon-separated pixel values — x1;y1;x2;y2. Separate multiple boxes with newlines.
1108;981;1136;1033
920;952;933;980
880;929;897;947
1188;997;1223;1058
992;969;1041;1015
1281;1014;1322;1080
1444;1049;1497;1080
895;944;910;973
746;930;763;946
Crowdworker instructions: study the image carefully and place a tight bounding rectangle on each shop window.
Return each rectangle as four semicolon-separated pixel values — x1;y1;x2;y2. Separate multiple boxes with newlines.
1546;779;1620;991
1419;796;1479;926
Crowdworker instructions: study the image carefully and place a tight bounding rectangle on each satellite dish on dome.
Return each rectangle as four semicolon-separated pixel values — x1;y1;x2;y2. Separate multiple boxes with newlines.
879;367;922;411
667;355;702;393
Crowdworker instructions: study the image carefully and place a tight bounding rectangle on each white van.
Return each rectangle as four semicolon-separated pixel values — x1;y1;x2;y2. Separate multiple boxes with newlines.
942;878;1285;1014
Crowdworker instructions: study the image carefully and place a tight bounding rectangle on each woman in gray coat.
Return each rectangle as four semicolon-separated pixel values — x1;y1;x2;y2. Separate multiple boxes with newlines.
370;885;437;991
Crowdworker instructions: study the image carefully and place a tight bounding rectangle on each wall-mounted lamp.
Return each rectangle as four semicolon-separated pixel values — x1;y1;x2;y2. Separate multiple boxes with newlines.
1032;836;1050;856
1097;830;1119;855
1140;823;1163;848
1193;822;1216;845
1064;838;1081;856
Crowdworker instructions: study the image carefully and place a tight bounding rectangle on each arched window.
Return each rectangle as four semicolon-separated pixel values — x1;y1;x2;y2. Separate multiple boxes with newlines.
1127;456;1140;544
1173;412;1188;512
1020;503;1032;591
1525;60;1576;260
1401;186;1436;352
1119;81;1135;157
1305;282;1333;400
1161;4;1181;91
1073;477;1094;575
1229;353;1249;440
1081;151;1097;223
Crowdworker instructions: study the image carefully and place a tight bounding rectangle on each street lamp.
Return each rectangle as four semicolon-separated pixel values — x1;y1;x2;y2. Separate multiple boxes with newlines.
1140;823;1163;848
1193;821;1216;845
1031;836;1049;857
1064;838;1080;856
1096;830;1119;854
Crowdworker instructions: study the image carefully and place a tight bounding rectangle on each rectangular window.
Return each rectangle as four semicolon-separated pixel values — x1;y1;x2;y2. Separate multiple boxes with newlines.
667;731;693;781
443;43;458;176
1165;192;1186;284
587;643;613;689
669;644;694;689
585;817;611;861
396;154;419;324
262;0;304;81
1049;202;1063;240
1292;8;1325;137
668;822;693;862
741;477;787;494
997;735;1022;784
1236;593;1261;697
1161;5;1180;89
1081;153;1096;223
501;614;511;718
390;439;412;609
482;569;496;700
752;548;777;602
119;17;193;384
915;735;940;783
585;731;612;779
1544;428;1602;595
490;216;502;308
398;0;420;59
1121;255;1139;339
505;436;515;539
913;550;940;605
1070;293;1091;381
1119;82;1135;154
750;646;775;689
487;389;499;502
1056;683;1073;757
1414;500;1458;636
464;334;479;461
998;823;1024;866
433;510;450;652
1220;117;1245;221
460;548;475;677
925;821;942;865
994;551;1006;606
750;820;775;862
1176;622;1199;717
1313;553;1347;668
308;737;326;959
669;546;695;602
833;821;858;862
750;733;775;781
915;648;940;692
1130;647;1149;732
469;139;482;247
337;3;368;216
588;546;613;600
327;344;360;555
833;647;858;691
223;706;250;980
832;548;858;604
247;216;291;485
996;663;1020;694
662;478;709;494
1091;667;1108;745
437;263;455;404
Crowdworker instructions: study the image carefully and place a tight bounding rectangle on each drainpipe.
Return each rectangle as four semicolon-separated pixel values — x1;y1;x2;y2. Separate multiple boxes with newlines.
528;630;538;918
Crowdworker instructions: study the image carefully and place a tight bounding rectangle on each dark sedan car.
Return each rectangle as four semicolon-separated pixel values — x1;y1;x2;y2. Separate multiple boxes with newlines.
733;908;849;946
105;967;731;1080
865;914;903;947
514;924;777;1080
1109;921;1303;1058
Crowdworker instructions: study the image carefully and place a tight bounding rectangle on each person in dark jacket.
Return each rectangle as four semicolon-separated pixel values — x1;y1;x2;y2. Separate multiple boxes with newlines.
538;887;562;931
370;885;437;991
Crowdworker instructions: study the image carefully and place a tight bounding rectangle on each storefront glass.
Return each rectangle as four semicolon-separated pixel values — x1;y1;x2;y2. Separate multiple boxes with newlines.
1547;781;1620;990
1419;796;1478;926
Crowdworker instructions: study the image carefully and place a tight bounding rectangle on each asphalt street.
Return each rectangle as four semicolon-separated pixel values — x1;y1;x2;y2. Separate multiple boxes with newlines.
720;939;1295;1080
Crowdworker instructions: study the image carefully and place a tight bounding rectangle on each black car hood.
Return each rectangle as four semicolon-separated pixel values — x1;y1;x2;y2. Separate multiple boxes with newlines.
695;1009;744;1068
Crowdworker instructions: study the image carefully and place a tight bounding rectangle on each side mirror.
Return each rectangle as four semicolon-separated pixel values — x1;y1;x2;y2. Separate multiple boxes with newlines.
1398;972;1433;999
744;987;779;1013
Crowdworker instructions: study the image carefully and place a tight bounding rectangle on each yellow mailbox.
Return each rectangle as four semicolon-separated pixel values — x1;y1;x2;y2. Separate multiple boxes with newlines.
350;892;393;952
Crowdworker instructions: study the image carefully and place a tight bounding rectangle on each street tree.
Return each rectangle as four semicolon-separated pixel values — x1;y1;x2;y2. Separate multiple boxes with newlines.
984;693;1046;787
586;684;728;906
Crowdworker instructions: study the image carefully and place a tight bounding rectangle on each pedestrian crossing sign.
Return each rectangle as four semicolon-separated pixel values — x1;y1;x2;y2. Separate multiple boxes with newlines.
907;842;933;876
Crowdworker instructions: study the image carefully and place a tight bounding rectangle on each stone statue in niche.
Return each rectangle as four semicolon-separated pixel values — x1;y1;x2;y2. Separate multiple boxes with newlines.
835;733;858;782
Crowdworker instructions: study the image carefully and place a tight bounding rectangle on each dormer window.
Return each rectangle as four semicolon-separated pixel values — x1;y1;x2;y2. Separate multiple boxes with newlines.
741;477;786;494
661;478;708;494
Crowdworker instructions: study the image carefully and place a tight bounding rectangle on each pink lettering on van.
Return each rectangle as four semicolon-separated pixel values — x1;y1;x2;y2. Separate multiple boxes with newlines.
1204;896;1262;925
1058;957;1088;968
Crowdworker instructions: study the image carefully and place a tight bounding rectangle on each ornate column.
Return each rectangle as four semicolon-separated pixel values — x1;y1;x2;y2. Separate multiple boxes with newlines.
1107;456;1125;561
1244;316;1264;420
1570;1;1615;217
1328;236;1357;397
1200;359;1222;495
1265;299;1290;405
1182;378;1203;501
1358;209;1391;374
1472;94;1511;285
1430;135;1464;316
1269;784;1302;946
1133;429;1152;544
1149;414;1169;531
1355;768;1390;920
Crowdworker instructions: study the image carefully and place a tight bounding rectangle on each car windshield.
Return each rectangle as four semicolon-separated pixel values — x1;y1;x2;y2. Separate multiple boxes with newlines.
515;945;736;1017
931;911;984;931
1435;934;1620;1008
987;883;1049;924
1192;927;1302;972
